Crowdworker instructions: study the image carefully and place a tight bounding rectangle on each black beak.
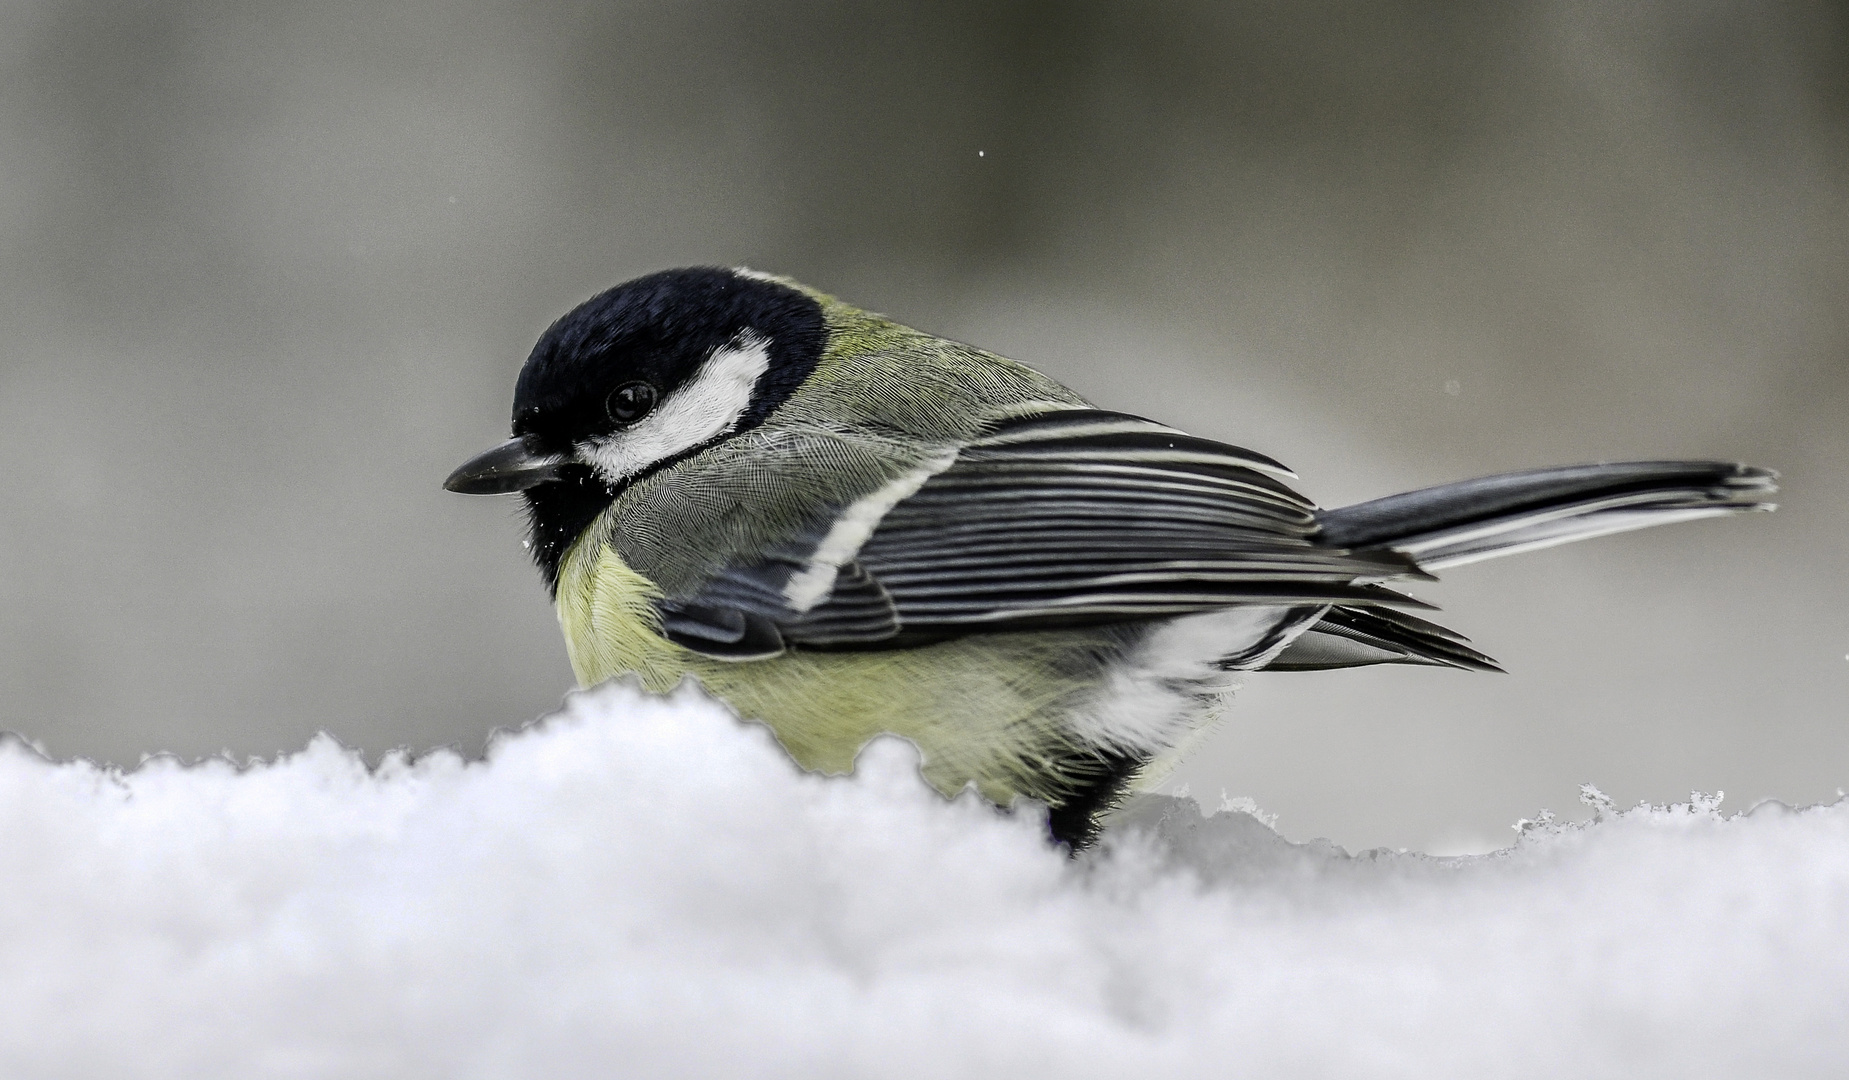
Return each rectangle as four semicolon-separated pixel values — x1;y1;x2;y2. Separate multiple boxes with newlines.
443;436;568;494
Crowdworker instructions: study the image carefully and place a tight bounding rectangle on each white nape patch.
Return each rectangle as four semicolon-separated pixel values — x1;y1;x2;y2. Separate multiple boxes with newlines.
577;332;772;485
1073;605;1318;754
783;450;960;612
730;266;785;284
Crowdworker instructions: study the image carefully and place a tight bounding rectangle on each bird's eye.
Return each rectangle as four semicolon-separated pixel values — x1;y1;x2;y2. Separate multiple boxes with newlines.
605;381;658;425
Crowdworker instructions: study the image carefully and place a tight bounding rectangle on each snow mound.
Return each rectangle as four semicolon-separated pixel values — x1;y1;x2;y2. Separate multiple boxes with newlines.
1;680;1843;1079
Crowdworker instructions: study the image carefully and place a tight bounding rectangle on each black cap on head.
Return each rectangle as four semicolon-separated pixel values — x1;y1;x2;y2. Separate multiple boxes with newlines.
511;267;826;456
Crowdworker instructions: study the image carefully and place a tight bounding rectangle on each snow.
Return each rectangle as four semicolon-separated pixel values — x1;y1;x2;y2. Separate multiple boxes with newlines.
1;680;1844;1079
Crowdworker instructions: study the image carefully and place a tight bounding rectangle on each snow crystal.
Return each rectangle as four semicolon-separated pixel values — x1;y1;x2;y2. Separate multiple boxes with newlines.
0;679;1844;1079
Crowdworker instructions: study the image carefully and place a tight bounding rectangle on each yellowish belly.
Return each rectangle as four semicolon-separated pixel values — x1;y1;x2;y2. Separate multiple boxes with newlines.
555;539;1118;805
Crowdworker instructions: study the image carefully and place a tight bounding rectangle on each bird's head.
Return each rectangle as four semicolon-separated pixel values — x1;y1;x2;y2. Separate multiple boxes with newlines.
446;267;826;495
445;266;827;585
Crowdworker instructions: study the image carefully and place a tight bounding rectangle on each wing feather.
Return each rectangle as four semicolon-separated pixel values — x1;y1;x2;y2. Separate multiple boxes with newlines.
655;410;1426;656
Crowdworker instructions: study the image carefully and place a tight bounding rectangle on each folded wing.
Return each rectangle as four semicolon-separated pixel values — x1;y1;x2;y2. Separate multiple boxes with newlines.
659;410;1428;657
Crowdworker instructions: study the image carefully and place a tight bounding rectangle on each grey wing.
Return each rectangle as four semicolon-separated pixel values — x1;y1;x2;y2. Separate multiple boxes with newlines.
657;410;1431;659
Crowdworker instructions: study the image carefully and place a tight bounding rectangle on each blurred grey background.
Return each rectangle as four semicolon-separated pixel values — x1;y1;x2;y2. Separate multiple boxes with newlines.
2;0;1843;853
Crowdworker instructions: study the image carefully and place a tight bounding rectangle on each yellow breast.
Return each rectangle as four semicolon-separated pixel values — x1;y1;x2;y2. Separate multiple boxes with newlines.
553;534;1130;806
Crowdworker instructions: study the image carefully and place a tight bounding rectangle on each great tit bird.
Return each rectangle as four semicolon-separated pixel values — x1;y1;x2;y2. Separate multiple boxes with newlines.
446;267;1774;847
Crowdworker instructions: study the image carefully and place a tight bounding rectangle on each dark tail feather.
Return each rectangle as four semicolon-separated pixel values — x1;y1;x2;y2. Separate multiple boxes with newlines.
1267;601;1504;673
1313;461;1776;571
1268;461;1775;673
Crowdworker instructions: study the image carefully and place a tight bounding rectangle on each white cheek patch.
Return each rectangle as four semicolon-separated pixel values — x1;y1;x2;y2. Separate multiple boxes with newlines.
577;333;772;484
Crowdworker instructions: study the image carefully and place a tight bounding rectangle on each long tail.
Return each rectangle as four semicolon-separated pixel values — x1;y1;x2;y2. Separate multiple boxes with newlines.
1315;460;1776;570
1267;461;1776;672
